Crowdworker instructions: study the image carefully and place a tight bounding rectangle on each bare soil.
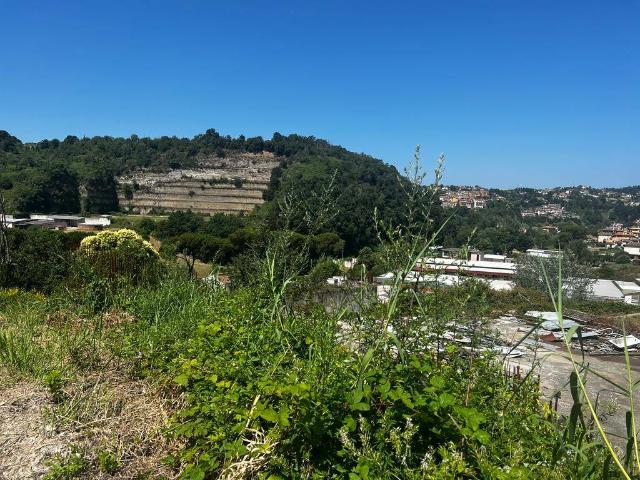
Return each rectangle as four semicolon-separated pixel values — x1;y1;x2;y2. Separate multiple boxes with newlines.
0;382;77;479
0;371;181;479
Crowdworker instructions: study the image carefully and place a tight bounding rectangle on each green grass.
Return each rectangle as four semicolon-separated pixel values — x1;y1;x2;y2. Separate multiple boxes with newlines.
0;291;102;379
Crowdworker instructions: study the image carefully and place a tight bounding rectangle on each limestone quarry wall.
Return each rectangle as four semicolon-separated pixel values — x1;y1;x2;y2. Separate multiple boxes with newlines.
117;152;279;215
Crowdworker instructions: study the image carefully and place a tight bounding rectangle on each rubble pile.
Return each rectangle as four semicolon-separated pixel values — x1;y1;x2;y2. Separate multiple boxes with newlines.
498;311;640;354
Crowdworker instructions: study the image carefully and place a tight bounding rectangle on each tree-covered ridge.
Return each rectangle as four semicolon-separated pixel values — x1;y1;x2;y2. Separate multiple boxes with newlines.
0;128;403;211
2;128;638;257
0;129;408;252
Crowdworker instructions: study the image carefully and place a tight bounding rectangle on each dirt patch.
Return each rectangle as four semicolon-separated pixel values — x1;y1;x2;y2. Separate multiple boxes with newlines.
0;382;78;479
0;371;182;479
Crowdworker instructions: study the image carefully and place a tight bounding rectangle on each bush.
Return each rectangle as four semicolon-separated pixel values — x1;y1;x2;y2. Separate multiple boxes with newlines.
79;229;159;280
2;228;70;292
308;258;341;284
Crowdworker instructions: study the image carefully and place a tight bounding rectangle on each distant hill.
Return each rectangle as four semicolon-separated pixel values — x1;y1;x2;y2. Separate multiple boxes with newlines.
0;129;408;251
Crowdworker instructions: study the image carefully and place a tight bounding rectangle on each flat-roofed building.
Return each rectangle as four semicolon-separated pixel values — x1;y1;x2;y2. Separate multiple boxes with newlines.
49;215;85;228
1;215;29;229
525;249;562;258
589;279;640;305
417;257;516;279
624;243;640;257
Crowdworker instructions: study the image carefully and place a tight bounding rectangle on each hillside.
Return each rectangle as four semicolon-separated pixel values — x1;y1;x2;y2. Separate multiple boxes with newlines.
0;130;408;252
117;151;279;215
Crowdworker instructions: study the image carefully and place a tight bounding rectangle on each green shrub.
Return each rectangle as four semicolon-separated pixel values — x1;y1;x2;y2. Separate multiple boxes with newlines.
43;369;66;403
97;450;120;474
44;448;88;480
166;287;567;478
78;229;159;282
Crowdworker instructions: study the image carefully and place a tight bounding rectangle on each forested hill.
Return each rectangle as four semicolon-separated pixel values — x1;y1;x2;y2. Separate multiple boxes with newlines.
0;129;408;251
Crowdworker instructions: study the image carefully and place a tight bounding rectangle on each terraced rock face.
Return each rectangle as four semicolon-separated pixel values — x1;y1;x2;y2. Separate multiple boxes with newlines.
117;152;280;215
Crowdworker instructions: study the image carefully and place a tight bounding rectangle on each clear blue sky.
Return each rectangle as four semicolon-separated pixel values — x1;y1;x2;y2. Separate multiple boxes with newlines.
1;0;638;188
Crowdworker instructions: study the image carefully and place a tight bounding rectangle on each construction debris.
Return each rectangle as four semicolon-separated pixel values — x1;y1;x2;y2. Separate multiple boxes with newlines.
609;335;640;350
498;312;640;355
540;319;580;331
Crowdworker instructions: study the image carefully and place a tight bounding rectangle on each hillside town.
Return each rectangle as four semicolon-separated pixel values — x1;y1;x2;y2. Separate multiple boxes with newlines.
597;221;640;254
438;186;491;209
533;186;640;206
521;203;565;218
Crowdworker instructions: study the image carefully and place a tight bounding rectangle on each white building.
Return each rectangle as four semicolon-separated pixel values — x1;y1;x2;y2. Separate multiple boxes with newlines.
589;279;640;305
326;276;347;286
0;215;27;228
372;271;514;296
82;215;112;227
624;243;640;257
597;228;616;244
525;249;563;258
418;257;516;279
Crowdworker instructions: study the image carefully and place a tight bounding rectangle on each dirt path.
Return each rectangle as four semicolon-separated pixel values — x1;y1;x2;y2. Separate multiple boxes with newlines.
0;372;179;479
0;382;77;479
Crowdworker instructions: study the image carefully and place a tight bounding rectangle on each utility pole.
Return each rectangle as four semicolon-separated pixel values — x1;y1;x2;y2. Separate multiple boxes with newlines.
0;194;10;266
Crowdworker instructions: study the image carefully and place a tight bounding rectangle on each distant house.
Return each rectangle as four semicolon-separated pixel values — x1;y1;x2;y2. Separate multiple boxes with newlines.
78;215;112;231
606;231;636;247
597;228;616;244
624;243;640;257
525;249;562;258
541;224;559;234
16;219;58;229
326;276;347;286
0;215;29;229
468;250;509;263
521;204;565;219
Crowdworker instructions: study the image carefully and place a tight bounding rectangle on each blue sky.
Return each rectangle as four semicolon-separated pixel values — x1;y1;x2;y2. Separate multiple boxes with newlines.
1;0;638;188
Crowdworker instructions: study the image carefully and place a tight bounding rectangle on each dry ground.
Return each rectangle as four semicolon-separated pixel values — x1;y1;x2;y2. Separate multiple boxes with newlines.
0;381;77;479
0;369;181;479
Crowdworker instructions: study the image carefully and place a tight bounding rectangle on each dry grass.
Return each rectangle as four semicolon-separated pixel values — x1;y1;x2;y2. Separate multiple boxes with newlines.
192;260;213;279
0;368;183;479
47;367;184;479
0;381;79;479
585;312;640;336
0;304;184;479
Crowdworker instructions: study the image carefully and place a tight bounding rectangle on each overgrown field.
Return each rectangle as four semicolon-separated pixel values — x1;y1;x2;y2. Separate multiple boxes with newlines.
0;262;634;479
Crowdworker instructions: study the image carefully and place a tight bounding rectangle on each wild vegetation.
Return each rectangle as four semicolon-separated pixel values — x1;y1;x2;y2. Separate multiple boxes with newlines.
1;150;639;479
3;129;638;260
0;129;408;253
